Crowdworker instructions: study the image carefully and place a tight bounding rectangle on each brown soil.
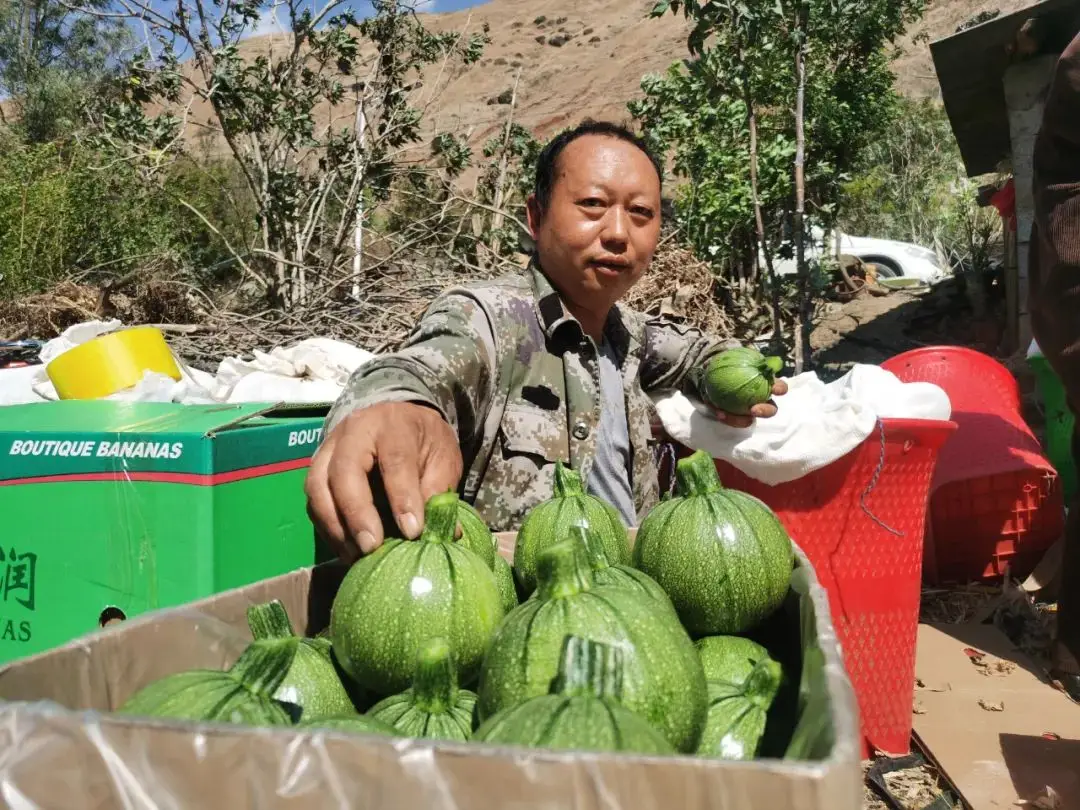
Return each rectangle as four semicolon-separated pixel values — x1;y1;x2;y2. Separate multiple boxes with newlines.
164;0;1031;166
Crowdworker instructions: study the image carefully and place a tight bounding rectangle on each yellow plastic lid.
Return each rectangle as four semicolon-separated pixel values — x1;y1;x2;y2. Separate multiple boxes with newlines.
45;326;182;400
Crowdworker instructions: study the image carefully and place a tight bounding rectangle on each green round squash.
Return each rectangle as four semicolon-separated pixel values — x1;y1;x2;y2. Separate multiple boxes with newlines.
298;714;396;736
695;636;773;686
456;500;497;570
119;637;296;726
699;347;783;416
477;538;707;753
474;635;675;756
367;638;478;741
634;450;794;637
246;600;356;721
455;499;517;612
330;491;506;696
696;658;783;760
568;525;677;617
493;553;520;614
513;462;630;596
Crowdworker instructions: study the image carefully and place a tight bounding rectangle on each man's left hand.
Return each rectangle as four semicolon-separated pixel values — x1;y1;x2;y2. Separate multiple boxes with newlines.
713;379;788;428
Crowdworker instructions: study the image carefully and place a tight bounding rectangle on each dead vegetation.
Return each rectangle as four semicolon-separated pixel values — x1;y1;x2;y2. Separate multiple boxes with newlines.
623;239;736;338
863;755;956;810
0;234;741;369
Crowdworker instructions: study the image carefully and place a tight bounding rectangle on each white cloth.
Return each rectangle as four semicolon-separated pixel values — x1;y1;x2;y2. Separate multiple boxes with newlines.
0;320;374;406
651;364;952;486
212;338;375;404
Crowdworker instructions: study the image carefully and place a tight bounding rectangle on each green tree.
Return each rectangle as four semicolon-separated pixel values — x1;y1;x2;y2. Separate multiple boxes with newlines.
841;96;1000;273
89;0;488;308
0;0;127;142
640;0;926;369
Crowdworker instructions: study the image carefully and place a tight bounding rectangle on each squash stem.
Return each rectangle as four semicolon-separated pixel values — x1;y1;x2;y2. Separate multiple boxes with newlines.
551;636;624;701
568;524;610;572
536;539;593;601
411;637;457;713
552;462;585;497
743;659;783;710
229;638;297;698
675;450;724;496
246;600;296;641
420;491;460;544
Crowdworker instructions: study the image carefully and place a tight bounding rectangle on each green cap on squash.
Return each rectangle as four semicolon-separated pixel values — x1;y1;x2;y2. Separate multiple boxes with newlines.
420;491;461;544
675;450;724;497
553;462;585;497
411;637;458;713
535;538;594;601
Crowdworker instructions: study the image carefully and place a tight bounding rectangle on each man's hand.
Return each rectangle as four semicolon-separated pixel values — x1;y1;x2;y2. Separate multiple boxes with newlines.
713;379;789;429
305;402;463;562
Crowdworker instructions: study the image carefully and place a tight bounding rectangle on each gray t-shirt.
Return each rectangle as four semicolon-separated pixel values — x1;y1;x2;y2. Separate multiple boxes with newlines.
586;338;637;527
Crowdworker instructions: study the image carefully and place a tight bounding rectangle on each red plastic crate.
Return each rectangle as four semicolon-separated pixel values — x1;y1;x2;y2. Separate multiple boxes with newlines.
665;418;956;757
926;469;1063;583
882;347;1065;584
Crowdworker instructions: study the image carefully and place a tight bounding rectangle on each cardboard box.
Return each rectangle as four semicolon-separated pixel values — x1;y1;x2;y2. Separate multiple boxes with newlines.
0;533;862;809
0;400;328;665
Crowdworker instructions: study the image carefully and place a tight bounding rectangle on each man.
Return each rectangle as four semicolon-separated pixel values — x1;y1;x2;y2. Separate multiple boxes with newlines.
1029;30;1080;702
306;120;785;561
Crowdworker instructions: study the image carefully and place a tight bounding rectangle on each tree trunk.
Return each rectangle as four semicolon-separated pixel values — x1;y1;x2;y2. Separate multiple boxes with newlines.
792;0;812;373
351;102;368;300
487;66;523;265
740;55;783;352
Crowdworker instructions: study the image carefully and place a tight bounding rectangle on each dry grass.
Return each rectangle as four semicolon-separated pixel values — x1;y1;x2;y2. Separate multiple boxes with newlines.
920;584;1000;625
862;756;957;809
623;239;736;338
2;234;739;369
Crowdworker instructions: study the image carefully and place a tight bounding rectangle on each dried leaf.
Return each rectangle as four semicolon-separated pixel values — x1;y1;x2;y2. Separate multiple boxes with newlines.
978;698;1005;712
915;678;950;693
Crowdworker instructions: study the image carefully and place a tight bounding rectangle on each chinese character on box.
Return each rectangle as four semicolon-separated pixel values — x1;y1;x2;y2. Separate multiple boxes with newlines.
1;548;37;611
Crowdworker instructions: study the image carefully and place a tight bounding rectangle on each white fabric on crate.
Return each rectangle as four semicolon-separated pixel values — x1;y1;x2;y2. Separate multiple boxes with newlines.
651;364;952;486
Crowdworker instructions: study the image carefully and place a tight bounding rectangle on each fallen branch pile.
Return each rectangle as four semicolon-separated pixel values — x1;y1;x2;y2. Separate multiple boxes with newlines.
623;241;736;339
2;238;741;369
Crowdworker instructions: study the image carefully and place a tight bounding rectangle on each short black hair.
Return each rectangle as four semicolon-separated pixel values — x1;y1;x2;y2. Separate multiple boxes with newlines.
532;119;663;214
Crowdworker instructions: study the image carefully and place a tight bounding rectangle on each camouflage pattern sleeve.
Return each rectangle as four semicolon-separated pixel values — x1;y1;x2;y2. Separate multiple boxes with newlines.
638;318;741;398
323;292;498;446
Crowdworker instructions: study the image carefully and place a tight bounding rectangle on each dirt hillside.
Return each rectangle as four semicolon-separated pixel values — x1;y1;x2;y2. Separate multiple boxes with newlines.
166;0;1034;157
410;0;1036;141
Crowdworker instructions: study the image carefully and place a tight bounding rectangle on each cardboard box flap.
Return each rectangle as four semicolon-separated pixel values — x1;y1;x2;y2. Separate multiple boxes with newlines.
0;542;862;810
205;403;330;437
0;401;271;435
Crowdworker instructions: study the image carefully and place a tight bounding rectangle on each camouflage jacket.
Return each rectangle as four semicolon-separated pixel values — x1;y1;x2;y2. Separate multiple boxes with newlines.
325;262;736;531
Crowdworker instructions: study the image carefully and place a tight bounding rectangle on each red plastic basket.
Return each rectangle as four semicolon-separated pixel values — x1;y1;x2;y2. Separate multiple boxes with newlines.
926;469;1063;582
882;347;1064;583
664;418;956;757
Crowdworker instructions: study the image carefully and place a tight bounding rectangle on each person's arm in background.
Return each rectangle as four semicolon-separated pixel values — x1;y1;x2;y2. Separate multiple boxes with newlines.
306;293;498;560
1031;31;1080;393
638;319;787;428
1029;29;1080;692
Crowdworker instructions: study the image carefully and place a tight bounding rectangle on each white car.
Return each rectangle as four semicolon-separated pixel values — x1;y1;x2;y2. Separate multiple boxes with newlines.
767;228;952;286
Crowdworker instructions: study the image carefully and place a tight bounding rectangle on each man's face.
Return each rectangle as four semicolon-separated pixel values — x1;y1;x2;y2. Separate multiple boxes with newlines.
527;134;662;318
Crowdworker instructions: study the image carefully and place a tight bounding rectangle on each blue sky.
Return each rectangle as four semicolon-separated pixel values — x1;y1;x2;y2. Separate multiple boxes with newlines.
238;0;488;38
134;0;487;43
